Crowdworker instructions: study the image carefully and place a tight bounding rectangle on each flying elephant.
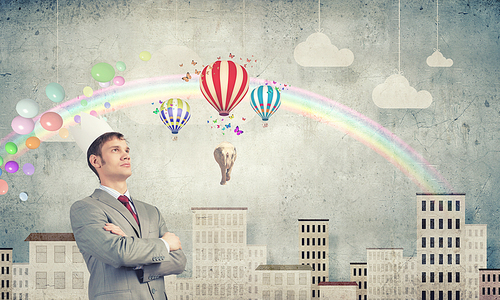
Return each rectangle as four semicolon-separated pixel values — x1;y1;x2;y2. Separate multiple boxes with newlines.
213;141;237;185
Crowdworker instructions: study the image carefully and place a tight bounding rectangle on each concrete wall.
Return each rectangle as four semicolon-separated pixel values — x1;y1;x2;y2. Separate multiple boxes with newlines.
0;0;499;281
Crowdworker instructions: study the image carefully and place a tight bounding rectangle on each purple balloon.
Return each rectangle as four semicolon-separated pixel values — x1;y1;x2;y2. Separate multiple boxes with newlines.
5;161;19;173
23;163;35;175
74;115;81;123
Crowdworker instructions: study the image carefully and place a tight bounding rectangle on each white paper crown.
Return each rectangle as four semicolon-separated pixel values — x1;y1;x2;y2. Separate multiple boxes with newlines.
69;113;115;153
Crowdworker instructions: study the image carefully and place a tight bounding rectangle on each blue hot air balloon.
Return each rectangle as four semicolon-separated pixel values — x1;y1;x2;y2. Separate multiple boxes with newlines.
250;85;281;121
159;98;191;134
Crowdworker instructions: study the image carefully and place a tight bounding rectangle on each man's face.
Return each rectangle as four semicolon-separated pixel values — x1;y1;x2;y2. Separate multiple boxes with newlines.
94;137;132;182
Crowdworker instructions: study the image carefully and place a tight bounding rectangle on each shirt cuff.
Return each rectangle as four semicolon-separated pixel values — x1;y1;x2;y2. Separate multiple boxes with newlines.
159;238;170;253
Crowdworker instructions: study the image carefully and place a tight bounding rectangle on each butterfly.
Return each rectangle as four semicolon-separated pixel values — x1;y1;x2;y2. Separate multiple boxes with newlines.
217;56;221;60
159;100;163;104
246;58;251;62
242;117;246;121
194;69;201;75
229;53;235;58
234;126;243;135
243;64;247;68
229;114;234;119
225;123;231;129
191;60;197;66
182;72;192;82
153;108;159;114
213;120;217;123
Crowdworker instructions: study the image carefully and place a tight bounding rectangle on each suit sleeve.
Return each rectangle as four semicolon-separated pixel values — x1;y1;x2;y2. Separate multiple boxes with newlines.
70;200;171;268
141;207;187;282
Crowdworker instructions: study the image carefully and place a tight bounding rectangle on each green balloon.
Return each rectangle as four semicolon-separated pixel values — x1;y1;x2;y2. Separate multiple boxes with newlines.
116;61;126;72
0;156;3;166
5;142;18;155
91;63;115;82
45;82;65;103
81;99;88;106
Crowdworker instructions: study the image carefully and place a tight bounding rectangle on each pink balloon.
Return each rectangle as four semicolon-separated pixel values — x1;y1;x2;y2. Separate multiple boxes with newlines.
0;179;7;195
11;116;35;135
89;110;98;117
113;76;125;86
40;112;63;131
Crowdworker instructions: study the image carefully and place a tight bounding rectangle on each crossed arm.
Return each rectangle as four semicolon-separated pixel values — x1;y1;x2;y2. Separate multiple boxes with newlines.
103;223;182;251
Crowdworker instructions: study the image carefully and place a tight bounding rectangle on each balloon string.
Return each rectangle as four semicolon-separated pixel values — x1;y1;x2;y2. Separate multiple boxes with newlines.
56;0;59;84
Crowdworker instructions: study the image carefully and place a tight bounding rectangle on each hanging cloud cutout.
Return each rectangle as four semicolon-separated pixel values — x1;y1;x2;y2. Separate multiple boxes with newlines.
294;32;354;67
372;74;433;109
426;50;453;67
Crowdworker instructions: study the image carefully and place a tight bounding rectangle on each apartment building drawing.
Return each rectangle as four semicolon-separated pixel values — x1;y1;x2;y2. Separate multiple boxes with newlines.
350;262;367;300
417;194;487;300
0;248;12;300
298;219;329;298
24;233;89;300
11;263;28;300
479;269;500;299
318;281;358;300
256;265;313;300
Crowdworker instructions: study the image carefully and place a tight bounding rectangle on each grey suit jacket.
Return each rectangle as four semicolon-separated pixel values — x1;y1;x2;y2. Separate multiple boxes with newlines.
70;189;187;300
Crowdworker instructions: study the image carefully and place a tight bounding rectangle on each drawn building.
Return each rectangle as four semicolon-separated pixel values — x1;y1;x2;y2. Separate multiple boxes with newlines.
0;248;12;300
417;194;487;300
318;281;358;300
166;207;268;300
299;219;329;298
25;233;89;300
479;269;500;299
255;265;312;300
11;263;29;300
350;262;367;300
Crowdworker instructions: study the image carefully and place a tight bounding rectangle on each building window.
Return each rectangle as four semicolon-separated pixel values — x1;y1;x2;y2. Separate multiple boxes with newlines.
448;254;452;264
36;246;47;263
439;291;443;300
439;254;443;265
430;272;435;282
422;219;426;229
312;225;315;233
456;254;460;264
430;291;435;300
448;237;452;248
439;201;443;211
422;291;426;300
430;219;435;229
448;219;452;229
54;246;65;263
302;251;305;259
439;272;443;283
439;219;443;229
422;272;426;283
456;237;460;248
448;201;452;211
422;254;426;265
456;219;460;229
456;201;460;211
307;238;310;246
422;237;426;248
307;225;310;232
263;274;270;285
302;238;304;246
287;273;295;285
36;272;47;289
430;254;435;265
439;237;443;248
54;272;65;289
448;291;452;299
456;272;460;282
430;237;435;248
364;268;367;276
456;291;460;300
430;201;435;211
353;268;357;276
323;238;326;245
422;201;426;211
72;246;83;263
323;225;326;232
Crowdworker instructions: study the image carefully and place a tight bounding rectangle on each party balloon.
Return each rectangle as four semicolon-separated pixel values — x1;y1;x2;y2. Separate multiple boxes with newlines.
91;62;115;82
11;116;35;135
90;110;98;117
99;81;110;88
116;61;126;71
40;112;63;131
45;82;65;102
23;163;35;175
104;102;111;109
83;86;93;97
59;128;69;139
139;51;151;61
250;85;282;121
16;98;39;118
0;156;3;166
199;60;249;116
0;180;7;195
0;168;2;177
74;115;81;123
19;192;28;201
25;136;40;149
113;76;125;86
5;142;18;154
5;161;19;173
81;99;88;106
159;98;191;134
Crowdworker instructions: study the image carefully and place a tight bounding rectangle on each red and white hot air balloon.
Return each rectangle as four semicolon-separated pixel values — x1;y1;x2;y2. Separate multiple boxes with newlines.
199;60;249;116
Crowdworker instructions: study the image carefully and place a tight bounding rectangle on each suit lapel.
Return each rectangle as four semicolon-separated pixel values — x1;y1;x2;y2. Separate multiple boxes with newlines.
91;189;141;237
131;198;148;238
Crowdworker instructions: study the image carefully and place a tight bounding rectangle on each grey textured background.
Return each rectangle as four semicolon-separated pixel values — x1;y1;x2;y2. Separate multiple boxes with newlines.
0;0;499;281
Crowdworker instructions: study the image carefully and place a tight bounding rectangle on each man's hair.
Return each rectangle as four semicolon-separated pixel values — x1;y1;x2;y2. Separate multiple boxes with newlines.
86;132;125;179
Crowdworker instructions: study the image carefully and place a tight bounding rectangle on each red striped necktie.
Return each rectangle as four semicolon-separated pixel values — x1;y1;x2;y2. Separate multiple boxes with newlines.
118;195;139;225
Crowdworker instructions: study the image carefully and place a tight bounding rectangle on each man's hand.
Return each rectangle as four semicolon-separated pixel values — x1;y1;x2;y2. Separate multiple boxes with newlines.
161;232;182;251
103;223;127;237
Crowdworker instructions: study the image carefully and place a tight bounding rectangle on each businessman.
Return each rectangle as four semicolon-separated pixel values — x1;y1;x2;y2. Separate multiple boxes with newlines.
70;129;186;300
